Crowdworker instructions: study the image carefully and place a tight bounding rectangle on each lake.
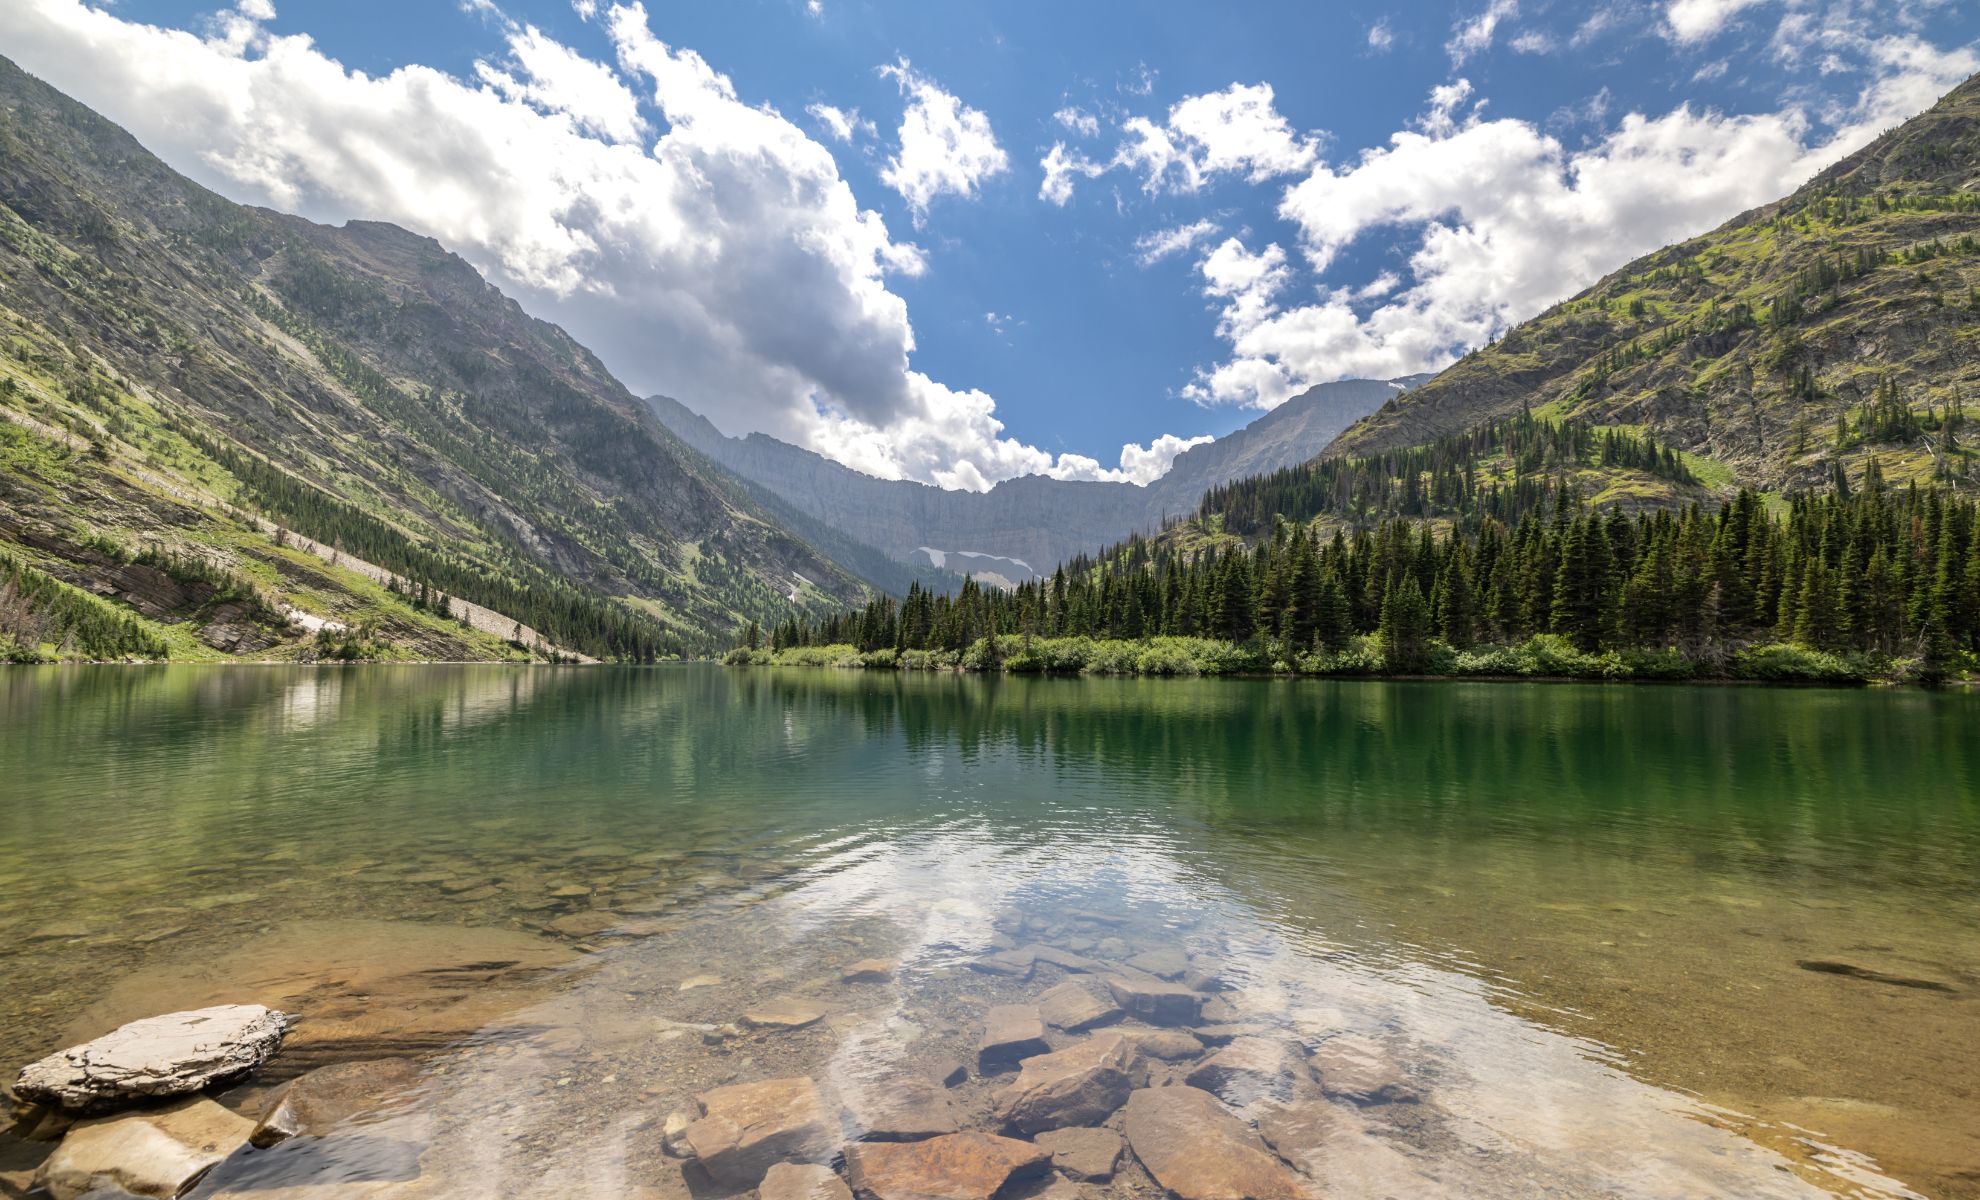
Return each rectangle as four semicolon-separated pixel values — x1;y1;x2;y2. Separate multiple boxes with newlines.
0;666;1975;1198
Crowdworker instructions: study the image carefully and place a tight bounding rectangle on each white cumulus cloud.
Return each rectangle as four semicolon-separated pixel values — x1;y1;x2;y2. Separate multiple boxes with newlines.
1188;38;1977;409
1664;0;1772;44
877;58;1008;225
0;0;1127;492
1448;0;1518;66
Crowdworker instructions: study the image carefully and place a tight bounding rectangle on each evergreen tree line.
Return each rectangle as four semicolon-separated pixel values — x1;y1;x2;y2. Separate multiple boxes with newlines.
1197;410;1696;538
186;434;679;662
0;552;169;661
769;481;1980;678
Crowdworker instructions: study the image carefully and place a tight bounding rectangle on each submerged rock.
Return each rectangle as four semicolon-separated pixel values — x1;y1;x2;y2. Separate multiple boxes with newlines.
1128;1029;1206;1062
1124;948;1188;981
1026;945;1104;973
975;1005;1049;1072
760;1161;854;1200
1120;1086;1305;1200
840;959;896;984
845;1132;1049;1200
248;1057;423;1147
848;1077;962;1142
682;1076;836;1189
1032;1127;1124;1182
1311;1035;1417;1105
33;1096;252;1200
16;1005;291;1111
993;1033;1141;1135
968;949;1037;980
1185;1037;1313;1105
1037;979;1122;1033
1104;973;1201;1026
740;1001;827;1031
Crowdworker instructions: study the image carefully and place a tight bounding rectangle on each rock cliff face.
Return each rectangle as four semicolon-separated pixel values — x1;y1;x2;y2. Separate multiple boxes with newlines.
1328;72;1980;499
650;376;1413;577
0;54;868;659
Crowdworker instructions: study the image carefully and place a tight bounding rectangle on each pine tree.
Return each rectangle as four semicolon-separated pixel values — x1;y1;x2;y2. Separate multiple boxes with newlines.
1379;573;1433;672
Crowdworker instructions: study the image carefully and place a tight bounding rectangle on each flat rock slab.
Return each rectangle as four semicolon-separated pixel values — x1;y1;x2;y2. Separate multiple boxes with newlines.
1192;1023;1278;1047
1033;1127;1124;1182
684;1075;835;1189
249;1057;423;1147
968;949;1036;980
545;911;620;939
1037;979;1122;1033
1124;948;1188;981
741;1002;827;1031
1104;974;1201;1026
1129;1030;1206;1061
1121;1086;1305;1200
993;1032;1142;1135
1312;1035;1417;1105
976;1005;1049;1072
1186;1038;1313;1106
845;1132;1049;1200
848;1077;962;1142
1025;945;1104;973
34;1096;252;1200
17;1005;292;1111
761;1162;854;1200
840;959;897;984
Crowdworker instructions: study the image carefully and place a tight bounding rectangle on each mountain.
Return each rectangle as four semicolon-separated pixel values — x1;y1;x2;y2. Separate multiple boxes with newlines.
0;55;870;661
649;375;1416;581
1327;72;1980;500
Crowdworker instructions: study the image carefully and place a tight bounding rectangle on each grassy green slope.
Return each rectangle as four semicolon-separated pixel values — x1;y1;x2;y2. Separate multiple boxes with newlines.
0;54;870;661
1331;71;1980;499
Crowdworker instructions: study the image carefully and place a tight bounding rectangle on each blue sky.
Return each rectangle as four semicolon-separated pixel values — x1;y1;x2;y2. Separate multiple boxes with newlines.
5;0;1977;487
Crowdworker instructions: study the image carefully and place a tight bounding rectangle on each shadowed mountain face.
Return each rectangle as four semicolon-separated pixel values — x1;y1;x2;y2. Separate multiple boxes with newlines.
0;55;868;659
1328;72;1980;499
651;376;1420;578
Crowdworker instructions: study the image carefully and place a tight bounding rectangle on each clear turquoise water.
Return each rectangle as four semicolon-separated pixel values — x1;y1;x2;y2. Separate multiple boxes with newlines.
1;666;1975;1197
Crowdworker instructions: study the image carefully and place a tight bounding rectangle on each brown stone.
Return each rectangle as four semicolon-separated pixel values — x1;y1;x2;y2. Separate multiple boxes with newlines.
976;1005;1049;1072
249;1057;422;1147
1037;979;1122;1033
1198;996;1243;1024
1120;1086;1304;1200
33;1097;252;1200
1183;958;1230;992
968;949;1036;980
741;1001;827;1031
1026;945;1104;973
545;911;619;939
1192;1023;1277;1046
1312;1035;1417;1104
760;1162;854;1200
992;1032;1141;1135
1124;948;1188;980
1033;1127;1124;1182
1185;1038;1312;1106
1104;973;1201;1026
848;1077;962;1142
1129;1030;1206;1061
682;1076;835;1189
840;959;896;984
845;1132;1049;1200
1254;1101;1345;1181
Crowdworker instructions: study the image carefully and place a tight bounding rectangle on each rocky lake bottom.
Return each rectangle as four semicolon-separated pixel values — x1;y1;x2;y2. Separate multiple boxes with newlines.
0;666;1975;1198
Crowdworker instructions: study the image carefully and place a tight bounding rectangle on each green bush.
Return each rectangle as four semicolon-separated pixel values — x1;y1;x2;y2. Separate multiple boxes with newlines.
1733;643;1870;684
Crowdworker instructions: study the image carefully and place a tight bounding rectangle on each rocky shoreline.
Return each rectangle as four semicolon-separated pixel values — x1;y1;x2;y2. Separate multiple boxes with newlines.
1;906;1428;1200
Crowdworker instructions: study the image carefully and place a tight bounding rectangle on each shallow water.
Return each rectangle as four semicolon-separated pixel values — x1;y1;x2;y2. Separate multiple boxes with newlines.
0;666;1976;1198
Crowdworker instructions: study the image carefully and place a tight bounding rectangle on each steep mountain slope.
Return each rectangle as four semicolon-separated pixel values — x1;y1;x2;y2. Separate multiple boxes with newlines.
650;376;1407;577
1330;72;1980;498
0;55;868;660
